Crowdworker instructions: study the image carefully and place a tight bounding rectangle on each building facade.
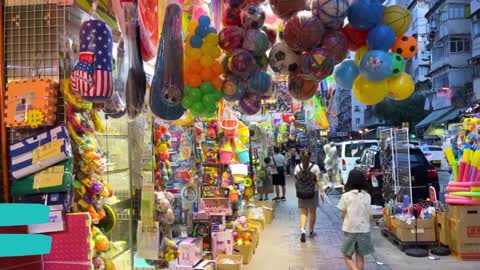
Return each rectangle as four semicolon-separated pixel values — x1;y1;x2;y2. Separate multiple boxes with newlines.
471;0;480;99
425;0;473;109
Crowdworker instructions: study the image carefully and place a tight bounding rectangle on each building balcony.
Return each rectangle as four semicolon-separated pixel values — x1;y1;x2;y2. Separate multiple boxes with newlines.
431;53;470;72
426;0;446;18
473;36;480;58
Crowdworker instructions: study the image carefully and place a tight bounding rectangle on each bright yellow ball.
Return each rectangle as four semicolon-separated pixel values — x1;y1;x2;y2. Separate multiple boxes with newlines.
190;48;202;59
200;55;214;67
204;33;219;45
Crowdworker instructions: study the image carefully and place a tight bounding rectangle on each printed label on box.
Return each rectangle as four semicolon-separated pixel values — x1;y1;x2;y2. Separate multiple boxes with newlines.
33;165;64;189
32;139;62;164
467;226;480;238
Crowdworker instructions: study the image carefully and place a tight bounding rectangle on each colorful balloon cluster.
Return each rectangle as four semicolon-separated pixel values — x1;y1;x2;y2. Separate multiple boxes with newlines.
183;15;224;117
267;0;350;101
218;0;274;115
333;3;417;105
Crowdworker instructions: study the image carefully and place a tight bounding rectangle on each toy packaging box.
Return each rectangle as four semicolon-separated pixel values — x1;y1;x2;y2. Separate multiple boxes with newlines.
5;78;58;128
11;158;73;195
211;230;234;258
12;190;74;211
9;124;72;179
178;237;204;266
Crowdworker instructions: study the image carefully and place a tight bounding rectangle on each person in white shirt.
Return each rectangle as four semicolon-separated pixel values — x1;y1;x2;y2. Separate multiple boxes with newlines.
337;170;373;270
271;146;287;201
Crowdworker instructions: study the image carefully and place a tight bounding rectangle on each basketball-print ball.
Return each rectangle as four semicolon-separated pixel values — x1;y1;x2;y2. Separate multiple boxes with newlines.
382;5;412;36
391;35;418;59
311;0;349;29
269;0;309;20
284;10;325;52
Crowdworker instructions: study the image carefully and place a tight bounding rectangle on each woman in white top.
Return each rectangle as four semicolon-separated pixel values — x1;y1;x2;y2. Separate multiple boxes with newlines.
294;151;324;242
337;170;373;270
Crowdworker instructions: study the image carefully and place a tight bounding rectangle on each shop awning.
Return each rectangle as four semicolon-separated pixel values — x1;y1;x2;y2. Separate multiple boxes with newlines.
415;107;453;129
434;107;466;125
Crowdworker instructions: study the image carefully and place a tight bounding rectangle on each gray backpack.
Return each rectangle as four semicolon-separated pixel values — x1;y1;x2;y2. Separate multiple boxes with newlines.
296;164;316;199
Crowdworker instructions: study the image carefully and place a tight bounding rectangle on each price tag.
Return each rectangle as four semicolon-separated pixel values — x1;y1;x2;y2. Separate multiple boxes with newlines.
33;165;64;189
32;139;63;164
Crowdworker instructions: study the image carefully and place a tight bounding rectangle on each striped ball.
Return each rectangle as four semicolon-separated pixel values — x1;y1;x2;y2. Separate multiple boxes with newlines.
312;0;349;29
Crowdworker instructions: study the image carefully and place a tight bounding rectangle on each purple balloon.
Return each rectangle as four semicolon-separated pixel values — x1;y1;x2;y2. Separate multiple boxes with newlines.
239;94;261;115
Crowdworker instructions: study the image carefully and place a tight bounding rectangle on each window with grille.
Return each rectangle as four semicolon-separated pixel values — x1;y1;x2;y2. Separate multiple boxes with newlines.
449;38;471;53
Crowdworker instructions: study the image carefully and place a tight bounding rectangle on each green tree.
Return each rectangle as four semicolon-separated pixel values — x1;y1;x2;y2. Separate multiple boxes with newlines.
373;94;429;127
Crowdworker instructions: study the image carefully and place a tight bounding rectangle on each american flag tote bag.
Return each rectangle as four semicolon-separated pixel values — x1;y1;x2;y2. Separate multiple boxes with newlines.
77;20;113;102
70;52;94;96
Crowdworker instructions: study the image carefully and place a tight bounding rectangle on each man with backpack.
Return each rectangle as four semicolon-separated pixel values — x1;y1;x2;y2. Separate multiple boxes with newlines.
294;151;324;243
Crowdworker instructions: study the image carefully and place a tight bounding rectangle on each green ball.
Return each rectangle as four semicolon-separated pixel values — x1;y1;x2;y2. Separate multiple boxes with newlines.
200;81;215;93
390;53;405;77
184;86;197;97
181;96;194;109
189;89;203;100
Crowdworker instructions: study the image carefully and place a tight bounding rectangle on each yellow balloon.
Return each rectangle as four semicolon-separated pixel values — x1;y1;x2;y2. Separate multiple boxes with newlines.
210;47;221;59
200;55;214;67
382;5;412;36
190;48;202;59
387;72;414;101
352;75;389;105
354;46;368;66
204;33;219;45
201;44;216;56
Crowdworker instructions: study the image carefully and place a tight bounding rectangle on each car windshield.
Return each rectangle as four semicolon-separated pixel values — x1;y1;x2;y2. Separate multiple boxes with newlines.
345;143;377;158
398;150;428;165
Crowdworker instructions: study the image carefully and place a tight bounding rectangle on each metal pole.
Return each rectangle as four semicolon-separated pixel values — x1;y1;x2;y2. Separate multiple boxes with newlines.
0;1;9;203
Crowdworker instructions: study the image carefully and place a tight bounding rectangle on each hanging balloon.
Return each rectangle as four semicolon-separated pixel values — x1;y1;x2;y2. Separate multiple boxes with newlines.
367;24;396;51
218;26;245;54
333;60;359;89
390;53;405;77
382;5;412;36
222;76;247;101
341;24;368;51
352;75;388;105
247;70;272;95
242;29;270;56
354;46;368;66
239;93;262;115
300;48;335;81
320;30;349;64
268;0;309;20
359;50;392;82
228;49;257;78
268;41;301;74
240;5;266;29
387;72;414;101
222;7;242;26
347;0;384;30
261;25;277;45
311;0;350;29
284;10;325;52
391;35;418;59
288;72;319;100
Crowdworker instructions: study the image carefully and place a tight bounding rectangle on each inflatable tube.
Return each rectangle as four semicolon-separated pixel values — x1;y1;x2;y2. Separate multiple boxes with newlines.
446;186;470;192
448;182;480;187
446;199;480;205
445;194;473;200
450;191;480;197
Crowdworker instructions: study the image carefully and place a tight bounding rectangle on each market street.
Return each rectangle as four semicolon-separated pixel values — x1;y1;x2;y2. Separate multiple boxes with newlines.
245;175;478;270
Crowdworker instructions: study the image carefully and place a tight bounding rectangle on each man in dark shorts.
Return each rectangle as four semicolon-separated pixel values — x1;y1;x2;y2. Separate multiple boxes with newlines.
271;146;287;201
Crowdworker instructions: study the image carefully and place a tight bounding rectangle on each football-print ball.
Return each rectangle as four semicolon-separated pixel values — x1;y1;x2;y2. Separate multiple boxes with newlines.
391;35;418;59
268;41;301;74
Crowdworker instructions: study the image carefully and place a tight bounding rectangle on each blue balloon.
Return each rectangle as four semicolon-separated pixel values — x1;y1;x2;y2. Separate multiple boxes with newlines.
247;71;272;95
195;26;209;38
190;35;203;48
359;50;393;81
207;27;217;34
333;60;359;89
347;0;383;31
198;16;211;27
367;24;395;51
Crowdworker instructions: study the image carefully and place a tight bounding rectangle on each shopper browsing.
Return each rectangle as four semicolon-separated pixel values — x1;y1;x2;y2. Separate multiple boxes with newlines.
294;151;324;242
259;157;275;201
337;170;373;270
271;146;287;201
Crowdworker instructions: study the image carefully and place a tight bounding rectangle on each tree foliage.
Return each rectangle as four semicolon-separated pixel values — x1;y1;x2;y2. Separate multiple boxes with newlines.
373;94;429;127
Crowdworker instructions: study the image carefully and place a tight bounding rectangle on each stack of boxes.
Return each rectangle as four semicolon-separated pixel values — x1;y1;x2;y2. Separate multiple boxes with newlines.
441;206;480;260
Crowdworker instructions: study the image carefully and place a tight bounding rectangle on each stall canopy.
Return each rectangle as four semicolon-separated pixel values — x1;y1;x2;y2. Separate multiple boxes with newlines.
434;107;466;125
415;107;453;129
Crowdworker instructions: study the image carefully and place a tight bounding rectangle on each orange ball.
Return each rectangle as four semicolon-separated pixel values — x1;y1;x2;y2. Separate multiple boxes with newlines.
188;60;202;74
391;35;418;59
212;76;223;90
200;68;214;81
188;74;202;87
211;61;224;76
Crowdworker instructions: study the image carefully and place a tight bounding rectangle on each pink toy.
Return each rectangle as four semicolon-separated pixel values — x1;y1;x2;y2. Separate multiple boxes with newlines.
211;230;234;258
178;237;203;266
448;182;480;187
445;194;480;205
446;186;470;192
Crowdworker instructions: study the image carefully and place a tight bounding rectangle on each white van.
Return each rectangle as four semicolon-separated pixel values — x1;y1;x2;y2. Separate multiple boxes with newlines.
335;140;379;184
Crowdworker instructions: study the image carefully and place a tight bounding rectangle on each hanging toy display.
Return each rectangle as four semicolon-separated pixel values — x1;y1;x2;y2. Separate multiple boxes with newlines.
218;0;274;115
154;123;173;188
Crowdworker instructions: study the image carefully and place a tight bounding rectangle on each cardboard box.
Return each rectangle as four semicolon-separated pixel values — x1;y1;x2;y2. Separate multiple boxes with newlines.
395;218;435;242
246;218;264;230
233;244;253;265
448;217;480;255
194;260;216;270
437;212;449;246
447;205;480;221
216;254;243;270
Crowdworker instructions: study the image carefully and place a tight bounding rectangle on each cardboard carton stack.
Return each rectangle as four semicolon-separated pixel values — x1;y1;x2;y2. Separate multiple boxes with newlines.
447;205;480;260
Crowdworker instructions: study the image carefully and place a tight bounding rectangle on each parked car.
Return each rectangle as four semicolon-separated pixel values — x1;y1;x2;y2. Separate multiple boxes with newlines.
335;140;379;184
358;146;440;205
419;145;443;168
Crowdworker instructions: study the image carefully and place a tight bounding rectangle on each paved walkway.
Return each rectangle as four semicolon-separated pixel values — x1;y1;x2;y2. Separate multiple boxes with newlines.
245;176;479;270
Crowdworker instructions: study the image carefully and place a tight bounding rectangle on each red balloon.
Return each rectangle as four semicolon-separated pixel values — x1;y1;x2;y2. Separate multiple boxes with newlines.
222;7;242;26
341;24;368;51
321;30;349;64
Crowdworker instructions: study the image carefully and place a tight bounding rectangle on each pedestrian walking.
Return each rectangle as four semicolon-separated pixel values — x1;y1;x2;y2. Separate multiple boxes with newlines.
271;146;287;201
338;170;373;270
294;151;324;242
259;157;274;201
